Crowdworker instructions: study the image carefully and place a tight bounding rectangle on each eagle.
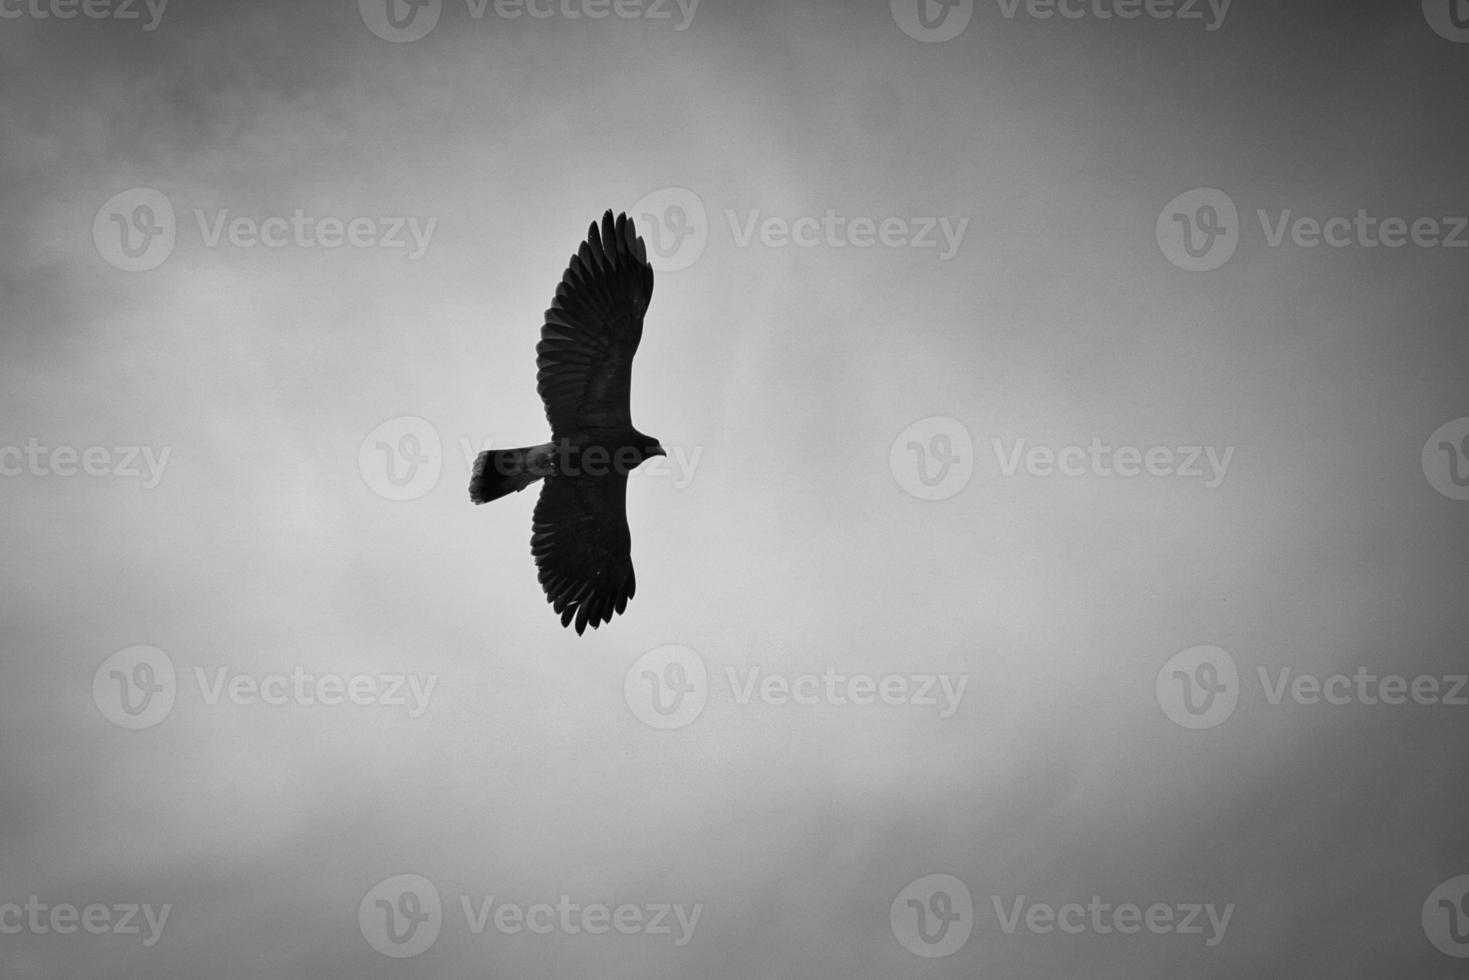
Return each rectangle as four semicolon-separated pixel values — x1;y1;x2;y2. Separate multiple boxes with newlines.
469;210;665;635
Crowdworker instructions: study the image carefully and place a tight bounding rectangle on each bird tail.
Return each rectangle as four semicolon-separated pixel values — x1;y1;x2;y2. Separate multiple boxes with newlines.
469;443;554;504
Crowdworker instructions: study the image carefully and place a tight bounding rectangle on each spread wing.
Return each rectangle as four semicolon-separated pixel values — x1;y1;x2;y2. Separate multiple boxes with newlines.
536;210;655;438
531;473;635;635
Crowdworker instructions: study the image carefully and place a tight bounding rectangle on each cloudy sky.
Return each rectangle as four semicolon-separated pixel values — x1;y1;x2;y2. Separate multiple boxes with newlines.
3;0;1468;976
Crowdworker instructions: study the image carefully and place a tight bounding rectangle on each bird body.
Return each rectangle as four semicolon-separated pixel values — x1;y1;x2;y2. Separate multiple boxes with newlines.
470;211;665;635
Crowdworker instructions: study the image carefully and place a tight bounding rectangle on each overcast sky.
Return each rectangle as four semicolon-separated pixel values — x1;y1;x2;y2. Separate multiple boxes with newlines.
2;1;1468;977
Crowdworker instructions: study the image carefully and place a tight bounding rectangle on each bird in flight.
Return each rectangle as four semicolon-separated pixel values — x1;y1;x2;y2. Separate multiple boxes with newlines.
469;210;665;635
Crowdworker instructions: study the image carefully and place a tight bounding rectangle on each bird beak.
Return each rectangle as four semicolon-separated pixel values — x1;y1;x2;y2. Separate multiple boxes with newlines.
653;446;667;458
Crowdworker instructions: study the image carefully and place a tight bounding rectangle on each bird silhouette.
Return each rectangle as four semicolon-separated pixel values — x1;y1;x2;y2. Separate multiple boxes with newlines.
470;210;665;634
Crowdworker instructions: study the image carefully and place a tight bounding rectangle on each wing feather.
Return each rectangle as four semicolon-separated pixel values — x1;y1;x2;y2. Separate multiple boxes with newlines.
536;211;654;437
530;474;636;635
